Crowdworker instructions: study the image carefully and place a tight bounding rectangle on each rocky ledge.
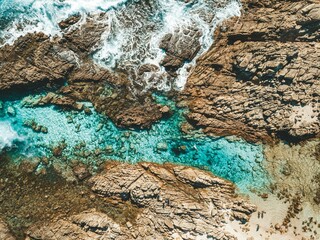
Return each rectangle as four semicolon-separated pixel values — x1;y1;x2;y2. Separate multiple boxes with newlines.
180;0;320;143
0;14;169;130
2;0;318;141
20;162;255;240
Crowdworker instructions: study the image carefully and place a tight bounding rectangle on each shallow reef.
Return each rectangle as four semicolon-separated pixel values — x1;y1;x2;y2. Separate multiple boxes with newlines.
0;156;140;239
0;94;269;192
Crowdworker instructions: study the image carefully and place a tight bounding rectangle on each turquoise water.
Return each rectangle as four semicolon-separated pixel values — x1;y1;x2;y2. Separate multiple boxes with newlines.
0;0;267;192
0;94;269;191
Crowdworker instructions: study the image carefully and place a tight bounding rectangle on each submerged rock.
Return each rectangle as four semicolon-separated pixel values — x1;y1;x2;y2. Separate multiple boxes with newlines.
0;101;4;117
22;92;84;111
23;119;48;134
6;106;16;117
156;142;168;151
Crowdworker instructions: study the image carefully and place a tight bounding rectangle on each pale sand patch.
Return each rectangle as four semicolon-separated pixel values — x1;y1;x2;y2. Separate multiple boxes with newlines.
227;193;319;240
289;104;318;128
224;140;320;239
264;140;320;205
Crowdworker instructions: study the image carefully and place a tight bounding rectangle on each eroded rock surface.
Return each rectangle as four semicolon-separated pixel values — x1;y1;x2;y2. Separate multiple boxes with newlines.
26;162;256;240
0;14;166;129
0;33;74;92
180;0;320;143
160;27;202;73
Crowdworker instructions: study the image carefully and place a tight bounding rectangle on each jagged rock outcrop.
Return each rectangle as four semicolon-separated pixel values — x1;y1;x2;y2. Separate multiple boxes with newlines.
0;32;74;92
26;162;256;240
180;0;320;143
21;92;84;110
0;14;167;129
160;27;202;73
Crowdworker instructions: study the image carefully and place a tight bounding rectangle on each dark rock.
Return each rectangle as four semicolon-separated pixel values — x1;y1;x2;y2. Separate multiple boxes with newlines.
160;26;202;72
58;14;81;30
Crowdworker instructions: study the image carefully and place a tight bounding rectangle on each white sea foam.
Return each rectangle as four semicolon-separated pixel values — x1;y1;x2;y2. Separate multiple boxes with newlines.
0;0;127;45
0;0;241;90
93;0;241;91
0;121;22;153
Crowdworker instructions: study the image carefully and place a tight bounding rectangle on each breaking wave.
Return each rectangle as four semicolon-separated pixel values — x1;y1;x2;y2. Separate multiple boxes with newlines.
0;0;241;90
0;121;22;153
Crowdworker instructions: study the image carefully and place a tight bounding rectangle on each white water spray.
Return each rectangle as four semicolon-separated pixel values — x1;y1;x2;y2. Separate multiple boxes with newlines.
0;121;22;153
0;0;241;91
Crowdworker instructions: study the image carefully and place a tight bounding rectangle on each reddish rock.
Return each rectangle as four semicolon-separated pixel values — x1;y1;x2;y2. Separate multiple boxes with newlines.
27;162;256;239
180;0;320;143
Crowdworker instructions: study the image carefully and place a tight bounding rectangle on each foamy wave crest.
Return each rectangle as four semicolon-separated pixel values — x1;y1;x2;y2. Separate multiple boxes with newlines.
94;0;241;91
0;0;127;45
0;121;22;153
0;0;241;91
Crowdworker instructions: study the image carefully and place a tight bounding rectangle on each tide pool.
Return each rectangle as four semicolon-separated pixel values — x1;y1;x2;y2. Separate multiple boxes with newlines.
0;95;269;192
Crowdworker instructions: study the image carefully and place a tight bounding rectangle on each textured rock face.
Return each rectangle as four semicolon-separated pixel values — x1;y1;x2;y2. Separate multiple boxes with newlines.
1;0;318;136
0;33;74;91
0;14;166;129
26;162;256;240
180;0;320;143
160;27;202;73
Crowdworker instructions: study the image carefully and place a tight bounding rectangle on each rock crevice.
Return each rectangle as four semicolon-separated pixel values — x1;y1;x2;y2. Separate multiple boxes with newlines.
180;0;320;143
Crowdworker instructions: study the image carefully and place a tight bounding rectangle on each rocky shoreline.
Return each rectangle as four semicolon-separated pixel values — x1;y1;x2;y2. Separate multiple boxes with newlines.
179;0;320;144
0;0;319;239
1;0;318;142
0;160;256;240
0;16;168;130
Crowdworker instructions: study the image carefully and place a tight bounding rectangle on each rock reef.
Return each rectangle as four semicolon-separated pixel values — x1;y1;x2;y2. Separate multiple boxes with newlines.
180;0;320;143
0;14;166;130
25;162;255;240
0;0;319;239
1;0;318;141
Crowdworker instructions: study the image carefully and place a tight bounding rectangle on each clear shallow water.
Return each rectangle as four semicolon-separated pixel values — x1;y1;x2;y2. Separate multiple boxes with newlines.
0;0;270;192
0;96;269;191
0;0;241;91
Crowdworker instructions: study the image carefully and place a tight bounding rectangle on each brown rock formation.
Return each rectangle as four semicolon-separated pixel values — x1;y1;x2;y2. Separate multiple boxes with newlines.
160;27;202;73
180;0;320;143
26;162;256;240
0;32;74;92
0;14;166;129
